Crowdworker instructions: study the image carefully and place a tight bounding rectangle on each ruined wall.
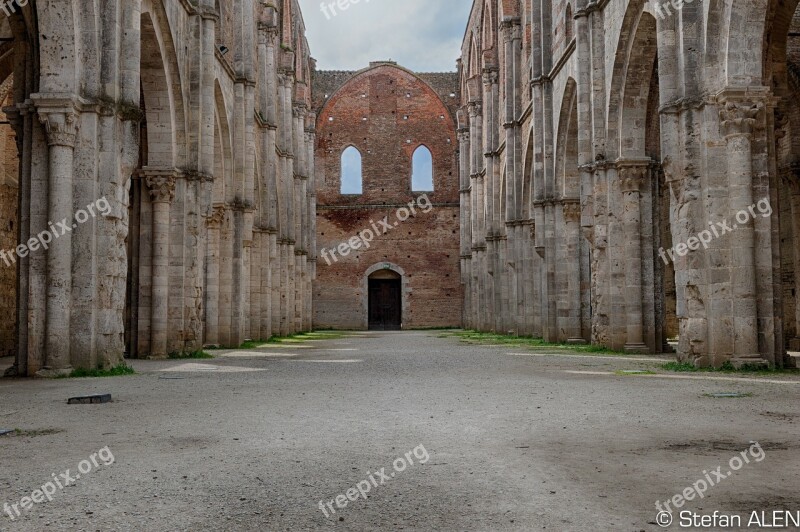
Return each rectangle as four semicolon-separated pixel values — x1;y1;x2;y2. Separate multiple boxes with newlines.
459;0;794;367
313;63;462;329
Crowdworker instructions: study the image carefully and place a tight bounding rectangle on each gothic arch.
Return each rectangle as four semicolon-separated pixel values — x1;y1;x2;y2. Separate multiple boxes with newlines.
555;78;579;199
140;0;187;169
607;3;658;160
213;81;233;205
522;128;534;220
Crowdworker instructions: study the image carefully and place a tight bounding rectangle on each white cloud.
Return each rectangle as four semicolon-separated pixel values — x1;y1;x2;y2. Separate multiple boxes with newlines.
304;0;473;72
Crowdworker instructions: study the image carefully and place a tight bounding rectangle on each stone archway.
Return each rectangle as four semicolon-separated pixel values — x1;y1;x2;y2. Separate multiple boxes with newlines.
363;263;408;331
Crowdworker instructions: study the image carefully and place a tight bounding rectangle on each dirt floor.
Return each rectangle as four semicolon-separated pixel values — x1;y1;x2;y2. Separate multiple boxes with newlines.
1;331;799;531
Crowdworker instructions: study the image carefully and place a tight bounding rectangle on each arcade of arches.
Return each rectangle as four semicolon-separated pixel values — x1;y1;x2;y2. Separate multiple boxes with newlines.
1;0;800;375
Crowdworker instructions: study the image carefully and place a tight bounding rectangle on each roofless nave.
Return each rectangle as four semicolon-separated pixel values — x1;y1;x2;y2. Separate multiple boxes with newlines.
0;0;798;375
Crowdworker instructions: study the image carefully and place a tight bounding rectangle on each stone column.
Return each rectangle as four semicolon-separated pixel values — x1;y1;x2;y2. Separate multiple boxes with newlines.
37;107;79;375
619;166;647;353
205;205;224;345
146;174;176;358
563;200;585;343
719;99;763;365
458;126;472;328
468;100;484;329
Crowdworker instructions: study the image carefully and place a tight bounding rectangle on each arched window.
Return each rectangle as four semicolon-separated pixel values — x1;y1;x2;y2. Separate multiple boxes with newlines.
340;146;363;195
411;146;434;192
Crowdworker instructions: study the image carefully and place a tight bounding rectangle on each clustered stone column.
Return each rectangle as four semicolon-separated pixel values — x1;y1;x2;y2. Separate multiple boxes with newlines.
719;99;762;364
37;105;79;375
145;173;176;358
618;165;648;353
562;200;584;344
457;123;473;328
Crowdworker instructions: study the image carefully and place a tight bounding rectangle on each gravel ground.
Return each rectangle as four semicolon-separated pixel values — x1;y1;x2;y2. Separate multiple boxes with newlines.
0;331;799;531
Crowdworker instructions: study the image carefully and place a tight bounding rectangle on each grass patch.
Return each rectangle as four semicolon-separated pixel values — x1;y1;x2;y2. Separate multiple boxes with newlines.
443;330;626;355
266;331;351;344
662;361;800;375
169;350;214;360
231;331;352;349
58;364;136;378
239;340;267;349
615;369;657;376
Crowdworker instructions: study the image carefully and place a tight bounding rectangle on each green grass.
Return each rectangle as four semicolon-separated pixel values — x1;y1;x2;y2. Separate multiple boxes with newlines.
233;331;352;349
168;350;214;360
662;361;799;375
57;364;136;378
239;340;268;349
443;330;626;355
266;331;350;344
615;369;657;376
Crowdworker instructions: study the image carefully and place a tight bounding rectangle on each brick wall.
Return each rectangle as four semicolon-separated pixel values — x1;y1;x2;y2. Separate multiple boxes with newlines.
313;63;463;329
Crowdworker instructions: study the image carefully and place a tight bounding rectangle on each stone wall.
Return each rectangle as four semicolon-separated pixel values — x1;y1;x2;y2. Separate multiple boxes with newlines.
313;63;462;329
459;0;797;367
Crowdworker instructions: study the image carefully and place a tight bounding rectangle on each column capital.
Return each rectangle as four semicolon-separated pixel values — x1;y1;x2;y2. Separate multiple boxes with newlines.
617;164;648;193
561;199;581;222
37;109;79;148
719;100;762;138
207;204;226;228
482;69;499;86
292;104;307;119
144;173;177;204
468;101;482;117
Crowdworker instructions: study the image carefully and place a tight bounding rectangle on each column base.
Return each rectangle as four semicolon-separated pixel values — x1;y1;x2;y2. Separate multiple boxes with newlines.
785;354;800;369
729;356;769;370
624;343;649;354
566;338;587;345
35;367;73;378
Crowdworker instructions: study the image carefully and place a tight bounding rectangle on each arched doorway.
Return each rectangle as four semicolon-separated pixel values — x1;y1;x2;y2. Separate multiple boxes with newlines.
368;269;402;331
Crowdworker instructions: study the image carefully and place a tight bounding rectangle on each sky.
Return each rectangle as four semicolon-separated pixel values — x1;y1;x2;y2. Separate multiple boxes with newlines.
303;0;474;72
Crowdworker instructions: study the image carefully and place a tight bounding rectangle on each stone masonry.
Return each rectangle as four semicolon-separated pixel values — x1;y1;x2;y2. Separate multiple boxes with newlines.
459;0;800;368
0;0;315;376
2;0;800;374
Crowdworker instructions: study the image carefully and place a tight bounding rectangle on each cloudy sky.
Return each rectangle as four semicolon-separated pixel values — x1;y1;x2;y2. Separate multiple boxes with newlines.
303;0;473;72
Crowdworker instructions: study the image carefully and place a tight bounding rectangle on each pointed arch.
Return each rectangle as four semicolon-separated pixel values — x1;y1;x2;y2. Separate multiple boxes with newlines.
565;4;574;44
522;129;534;219
213;81;233;205
482;1;494;50
140;0;187;169
555;78;579;198
607;4;658;160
